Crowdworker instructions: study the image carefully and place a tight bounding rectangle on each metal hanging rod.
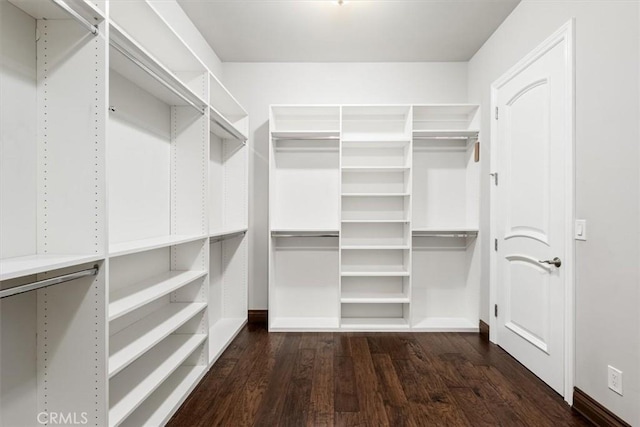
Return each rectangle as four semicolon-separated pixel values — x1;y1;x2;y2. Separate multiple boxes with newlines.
210;115;247;145
110;40;205;115
210;230;246;244
0;265;99;299
51;0;99;36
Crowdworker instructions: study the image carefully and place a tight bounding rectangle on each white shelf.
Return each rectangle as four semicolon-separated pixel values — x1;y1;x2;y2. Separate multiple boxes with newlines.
109;271;207;321
209;227;248;239
210;105;247;141
413;130;479;139
342;166;409;172
209;317;247;363
341;317;410;330
341;266;409;277
412;227;479;237
342;139;410;147
342;219;409;224
342;193;410;197
109;302;207;378
0;253;103;281
109;333;207;427
120;364;207;427
271;229;339;237
341;245;410;250
412;317;478;332
271;130;340;140
109;234;207;258
340;293;409;304
10;0;105;21
270;317;339;331
109;22;206;111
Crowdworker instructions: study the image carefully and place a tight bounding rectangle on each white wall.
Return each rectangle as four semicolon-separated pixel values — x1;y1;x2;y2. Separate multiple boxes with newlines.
221;62;468;310
468;1;640;424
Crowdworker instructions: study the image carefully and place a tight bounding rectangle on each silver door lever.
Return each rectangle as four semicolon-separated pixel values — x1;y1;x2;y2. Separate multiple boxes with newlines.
539;257;562;268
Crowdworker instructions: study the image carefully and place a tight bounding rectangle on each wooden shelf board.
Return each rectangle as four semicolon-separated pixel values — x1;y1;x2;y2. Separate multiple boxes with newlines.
412;317;478;332
109;234;207;258
0;253;104;281
269;317;339;331
120;364;207;427
109;333;206;427
109;302;207;378
341;317;410;330
109;271;207;321
209;317;247;364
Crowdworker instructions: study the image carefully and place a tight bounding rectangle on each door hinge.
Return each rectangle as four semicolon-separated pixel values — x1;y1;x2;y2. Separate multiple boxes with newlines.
495;107;499;120
494;304;498;317
494;238;498;251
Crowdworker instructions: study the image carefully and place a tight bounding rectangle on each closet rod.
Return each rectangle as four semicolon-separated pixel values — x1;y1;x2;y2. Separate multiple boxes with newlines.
211;117;247;144
109;41;205;115
0;265;99;299
210;230;246;244
52;0;99;35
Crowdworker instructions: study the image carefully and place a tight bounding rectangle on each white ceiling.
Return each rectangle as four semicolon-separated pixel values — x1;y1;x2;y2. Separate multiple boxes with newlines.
177;0;521;62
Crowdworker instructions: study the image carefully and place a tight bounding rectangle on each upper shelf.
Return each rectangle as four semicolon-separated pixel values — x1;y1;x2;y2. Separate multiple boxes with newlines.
413;105;480;134
0;253;104;282
109;23;206;112
271;130;340;140
270;106;341;135
412;228;479;237
413;130;479;139
9;0;104;22
210;106;247;142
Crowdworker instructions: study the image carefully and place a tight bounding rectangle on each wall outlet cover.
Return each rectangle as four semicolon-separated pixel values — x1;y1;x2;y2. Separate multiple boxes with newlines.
607;365;623;395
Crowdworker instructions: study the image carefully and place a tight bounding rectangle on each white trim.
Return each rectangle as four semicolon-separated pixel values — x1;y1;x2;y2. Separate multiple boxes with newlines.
489;19;575;403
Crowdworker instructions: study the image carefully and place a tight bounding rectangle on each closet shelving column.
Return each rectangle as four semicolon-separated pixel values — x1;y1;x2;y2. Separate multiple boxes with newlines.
207;71;250;363
268;106;341;331
106;5;209;425
411;105;481;331
0;0;108;424
340;106;413;330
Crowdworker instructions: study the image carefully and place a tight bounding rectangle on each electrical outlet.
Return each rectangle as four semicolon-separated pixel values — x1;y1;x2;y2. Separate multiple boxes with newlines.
608;365;623;395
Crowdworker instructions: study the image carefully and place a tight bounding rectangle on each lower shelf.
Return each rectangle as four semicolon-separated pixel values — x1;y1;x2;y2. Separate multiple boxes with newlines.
209;317;247;363
270;317;339;331
340;317;410;330
109;333;207;427
412;317;478;332
120;364;207;427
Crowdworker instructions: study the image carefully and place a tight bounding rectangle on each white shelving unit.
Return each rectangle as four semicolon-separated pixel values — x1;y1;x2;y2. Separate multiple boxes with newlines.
269;104;479;332
0;1;250;425
0;1;108;425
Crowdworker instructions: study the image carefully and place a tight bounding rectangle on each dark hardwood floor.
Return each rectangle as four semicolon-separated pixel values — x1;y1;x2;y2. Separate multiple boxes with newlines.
169;325;591;426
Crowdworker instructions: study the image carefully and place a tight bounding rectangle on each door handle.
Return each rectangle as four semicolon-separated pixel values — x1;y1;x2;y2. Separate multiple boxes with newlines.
538;257;562;268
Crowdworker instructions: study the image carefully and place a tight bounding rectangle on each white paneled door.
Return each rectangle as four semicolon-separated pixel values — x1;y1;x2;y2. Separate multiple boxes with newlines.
493;23;573;395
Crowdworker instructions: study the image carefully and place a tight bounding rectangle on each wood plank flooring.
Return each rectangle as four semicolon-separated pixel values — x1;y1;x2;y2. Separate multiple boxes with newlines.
169;325;590;426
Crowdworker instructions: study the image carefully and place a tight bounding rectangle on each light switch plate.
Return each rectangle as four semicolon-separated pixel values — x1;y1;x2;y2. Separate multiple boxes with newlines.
575;219;587;241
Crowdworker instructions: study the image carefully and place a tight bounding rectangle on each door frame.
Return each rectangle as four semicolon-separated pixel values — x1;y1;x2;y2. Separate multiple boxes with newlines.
489;19;575;403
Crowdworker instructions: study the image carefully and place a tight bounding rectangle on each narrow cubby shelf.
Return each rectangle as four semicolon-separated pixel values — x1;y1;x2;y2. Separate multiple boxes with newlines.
271;130;340;140
0;254;104;281
109;302;207;378
341;245;410;250
109;333;207;427
119;364;208;427
109;271;207;321
340;293;410;304
109;235;208;258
